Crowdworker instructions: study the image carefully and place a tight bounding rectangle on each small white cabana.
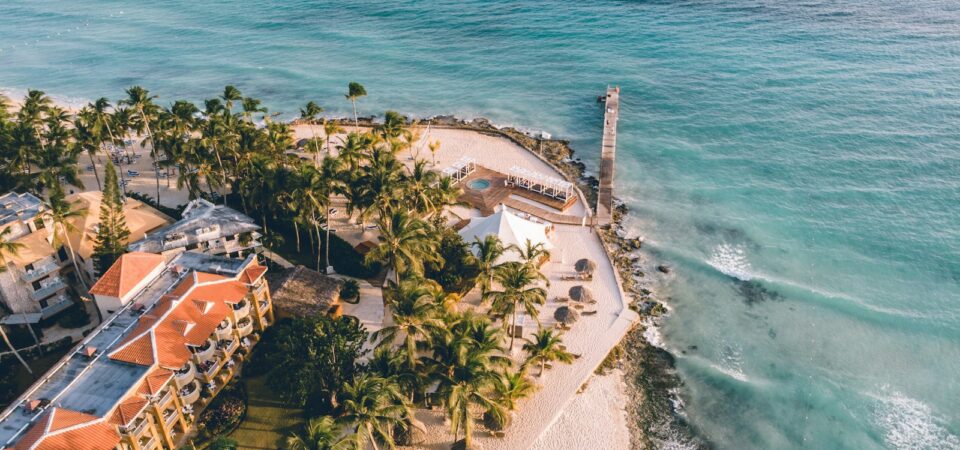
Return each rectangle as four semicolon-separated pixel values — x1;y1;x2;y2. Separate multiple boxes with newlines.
458;205;554;264
441;157;477;184
506;166;575;201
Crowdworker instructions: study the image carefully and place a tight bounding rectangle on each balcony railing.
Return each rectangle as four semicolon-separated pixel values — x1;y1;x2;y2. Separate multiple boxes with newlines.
258;299;269;313
129;417;148;437
216;338;239;358
237;318;254;337
157;389;173;407
40;295;72;319
200;359;220;379
179;380;201;404
22;261;60;283
163;408;178;427
232;300;250;319
30;278;66;301
192;339;216;362
215;320;233;340
174;361;196;388
140;436;157;450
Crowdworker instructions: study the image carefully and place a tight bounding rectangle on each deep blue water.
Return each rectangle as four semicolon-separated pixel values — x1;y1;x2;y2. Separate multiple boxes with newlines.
2;1;959;448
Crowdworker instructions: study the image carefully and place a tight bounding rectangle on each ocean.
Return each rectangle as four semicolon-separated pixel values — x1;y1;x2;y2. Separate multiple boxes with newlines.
2;1;959;448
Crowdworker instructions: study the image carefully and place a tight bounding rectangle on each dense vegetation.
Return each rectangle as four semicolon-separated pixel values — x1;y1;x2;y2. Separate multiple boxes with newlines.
0;85;579;449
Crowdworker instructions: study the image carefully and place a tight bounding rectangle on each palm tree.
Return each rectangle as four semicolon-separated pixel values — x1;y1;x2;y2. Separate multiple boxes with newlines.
286;416;340;450
372;278;445;371
121;86;162;202
428;139;441;166
517;238;550;269
484;262;548;351
323;119;344;155
472;235;506;295
300;101;324;166
495;369;537;412
46;187;88;290
345;82;367;130
404;159;438;217
220;85;243;114
73;107;103;190
365;210;439;284
0;227;32;373
338;374;407;450
522;328;575;376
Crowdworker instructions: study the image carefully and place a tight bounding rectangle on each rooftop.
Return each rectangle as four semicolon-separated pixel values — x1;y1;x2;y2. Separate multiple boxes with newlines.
63;191;174;260
270;266;341;317
128;199;260;253
0;252;262;448
88;252;165;299
0;192;43;228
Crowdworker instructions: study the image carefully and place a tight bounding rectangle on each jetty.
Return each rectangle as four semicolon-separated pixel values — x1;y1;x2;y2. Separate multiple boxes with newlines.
596;86;620;226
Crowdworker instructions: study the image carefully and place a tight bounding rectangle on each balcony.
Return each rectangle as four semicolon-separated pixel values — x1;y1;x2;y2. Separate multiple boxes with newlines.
232;299;250;320
253;283;267;298
163;408;179;427
191;339;216;362
174;361;196;388
127;417;149;437
236;317;254;338
40;295;72;319
22;261;60;283
30;278;66;301
216;338;239;358
199;359;221;380
157;388;173;407
215;320;233;340
258;299;269;314
179;380;201;404
139;436;157;450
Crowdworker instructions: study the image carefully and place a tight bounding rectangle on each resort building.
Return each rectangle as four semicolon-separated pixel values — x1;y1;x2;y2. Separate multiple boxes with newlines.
0;192;73;326
128;199;261;262
62;192;173;286
0;251;275;450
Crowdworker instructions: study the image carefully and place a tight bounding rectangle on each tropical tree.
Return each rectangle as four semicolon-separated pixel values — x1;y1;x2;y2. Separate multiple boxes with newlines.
286;416;340;450
403;159;439;216
522;328;575;376
323;119;344;155
428;139;441;166
0;227;32;373
495;369;537;412
345;82;367;130
120;86;162;202
472;235;506;295
46;186;88;289
300;101;324;166
92;161;131;275
484;262;548;351
517;238;550;269
337;374;408;450
365;210;439;284
372;278;445;371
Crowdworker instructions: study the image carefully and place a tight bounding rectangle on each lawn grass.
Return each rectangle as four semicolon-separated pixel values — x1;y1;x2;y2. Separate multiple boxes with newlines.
228;376;304;450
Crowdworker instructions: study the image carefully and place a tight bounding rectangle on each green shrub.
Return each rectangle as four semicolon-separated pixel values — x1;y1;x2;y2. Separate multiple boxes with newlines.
198;384;246;439
340;279;360;303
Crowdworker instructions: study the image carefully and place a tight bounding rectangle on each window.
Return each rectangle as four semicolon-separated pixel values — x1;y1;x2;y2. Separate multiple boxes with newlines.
58;247;69;262
39;298;48;308
33;217;45;230
32;280;42;291
25;263;34;272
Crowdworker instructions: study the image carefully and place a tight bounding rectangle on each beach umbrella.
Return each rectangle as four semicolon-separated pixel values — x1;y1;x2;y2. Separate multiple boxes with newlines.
554;306;579;324
568;285;594;303
574;258;596;275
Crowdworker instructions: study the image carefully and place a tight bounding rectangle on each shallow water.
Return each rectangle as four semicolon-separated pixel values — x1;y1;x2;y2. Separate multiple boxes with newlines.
2;1;959;448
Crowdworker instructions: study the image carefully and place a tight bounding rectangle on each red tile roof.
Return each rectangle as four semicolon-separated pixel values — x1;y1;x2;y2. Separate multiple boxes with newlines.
137;368;173;396
240;264;267;284
110;397;147;427
14;408;121;450
88;252;165;298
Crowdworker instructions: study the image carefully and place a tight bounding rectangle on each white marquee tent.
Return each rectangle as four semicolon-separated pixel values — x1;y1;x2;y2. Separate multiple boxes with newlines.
458;206;554;264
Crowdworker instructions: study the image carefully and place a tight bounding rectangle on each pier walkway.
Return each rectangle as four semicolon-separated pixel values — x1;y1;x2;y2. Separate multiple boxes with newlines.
596;86;620;226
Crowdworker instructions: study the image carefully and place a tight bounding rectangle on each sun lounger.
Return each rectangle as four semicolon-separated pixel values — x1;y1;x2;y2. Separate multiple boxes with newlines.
582;310;598;316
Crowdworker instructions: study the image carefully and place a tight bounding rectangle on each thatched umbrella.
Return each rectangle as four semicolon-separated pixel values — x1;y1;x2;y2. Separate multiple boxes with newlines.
574;258;597;276
296;138;309;149
554;306;579;324
568;285;594;303
452;439;482;450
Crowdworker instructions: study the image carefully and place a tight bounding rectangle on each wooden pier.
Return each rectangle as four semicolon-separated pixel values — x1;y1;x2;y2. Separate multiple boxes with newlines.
596;86;620;226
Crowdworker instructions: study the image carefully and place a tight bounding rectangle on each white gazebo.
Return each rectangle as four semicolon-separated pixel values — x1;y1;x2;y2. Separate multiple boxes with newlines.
441;157;477;185
458;205;554;264
506;165;575;201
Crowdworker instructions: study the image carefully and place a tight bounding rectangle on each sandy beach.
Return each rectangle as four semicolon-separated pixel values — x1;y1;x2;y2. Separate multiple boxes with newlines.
68;119;639;449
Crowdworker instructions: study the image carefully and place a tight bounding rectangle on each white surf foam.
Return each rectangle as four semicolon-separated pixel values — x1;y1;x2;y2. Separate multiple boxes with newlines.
707;243;753;281
873;390;960;450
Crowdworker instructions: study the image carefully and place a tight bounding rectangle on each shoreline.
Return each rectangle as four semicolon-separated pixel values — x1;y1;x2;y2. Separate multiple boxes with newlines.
4;88;691;448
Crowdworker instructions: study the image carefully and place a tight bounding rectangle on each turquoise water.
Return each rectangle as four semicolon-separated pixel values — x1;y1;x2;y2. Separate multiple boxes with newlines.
3;1;959;448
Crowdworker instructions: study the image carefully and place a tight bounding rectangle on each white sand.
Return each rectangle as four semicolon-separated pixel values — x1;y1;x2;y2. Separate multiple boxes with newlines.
530;370;632;450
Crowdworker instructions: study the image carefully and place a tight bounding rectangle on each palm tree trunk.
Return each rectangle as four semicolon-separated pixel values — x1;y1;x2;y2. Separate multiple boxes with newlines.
352;100;359;131
60;224;88;290
293;220;301;252
368;425;380;450
0;325;31;374
314;221;323;272
102;119;127;196
87;152;102;190
325;214;332;272
510;303;518;351
138;108;162;204
310;124;321;167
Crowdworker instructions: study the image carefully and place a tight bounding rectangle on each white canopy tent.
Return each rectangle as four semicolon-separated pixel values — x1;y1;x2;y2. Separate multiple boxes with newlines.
441;157;477;184
458;205;554;264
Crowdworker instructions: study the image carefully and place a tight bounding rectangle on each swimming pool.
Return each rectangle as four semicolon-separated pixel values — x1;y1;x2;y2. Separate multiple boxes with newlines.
467;179;491;190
